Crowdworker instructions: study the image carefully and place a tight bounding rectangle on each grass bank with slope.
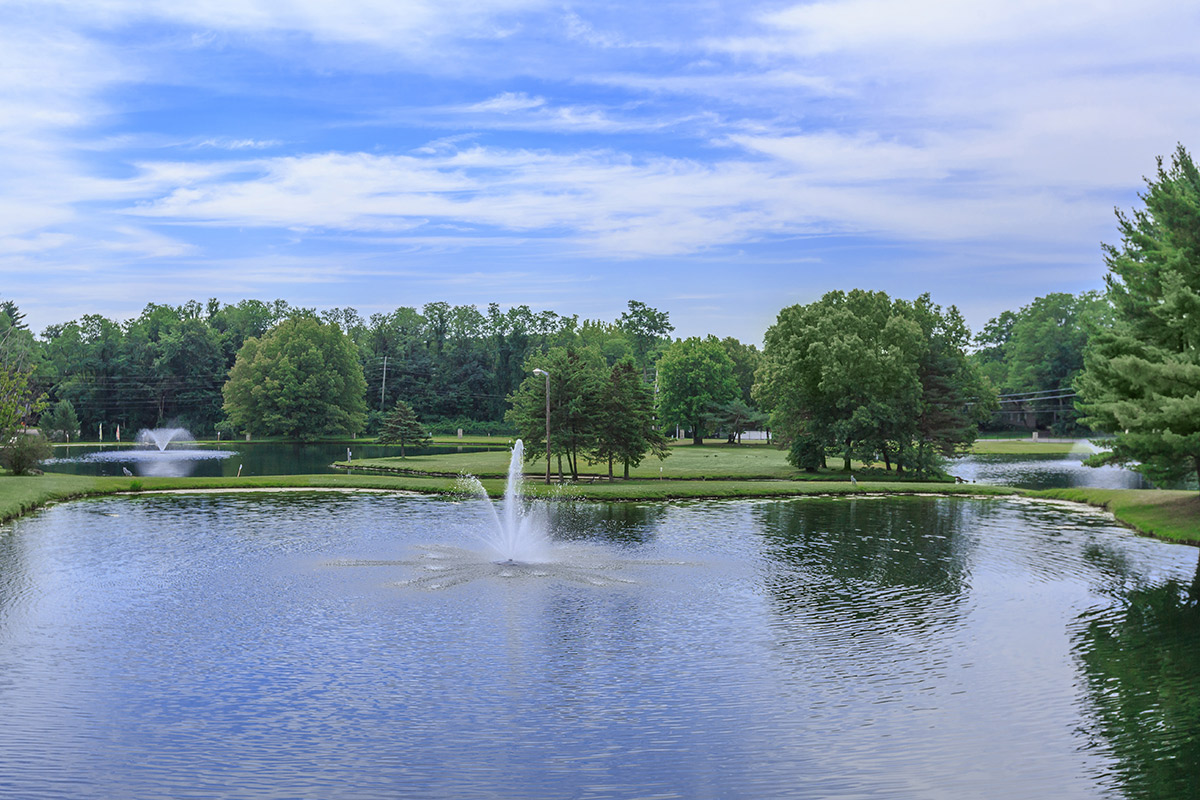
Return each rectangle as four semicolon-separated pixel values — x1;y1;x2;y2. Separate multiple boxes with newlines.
1027;488;1200;544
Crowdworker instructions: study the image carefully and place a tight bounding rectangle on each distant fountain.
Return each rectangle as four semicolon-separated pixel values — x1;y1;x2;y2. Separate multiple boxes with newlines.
455;439;550;563
137;427;193;451
40;426;235;478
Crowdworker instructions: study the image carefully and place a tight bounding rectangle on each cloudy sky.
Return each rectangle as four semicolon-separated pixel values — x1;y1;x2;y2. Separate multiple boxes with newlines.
2;0;1197;343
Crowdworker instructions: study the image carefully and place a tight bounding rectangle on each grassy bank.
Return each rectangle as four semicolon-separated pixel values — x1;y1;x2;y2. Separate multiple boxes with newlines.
0;470;1014;525
969;439;1094;456
346;443;936;482
1028;488;1200;544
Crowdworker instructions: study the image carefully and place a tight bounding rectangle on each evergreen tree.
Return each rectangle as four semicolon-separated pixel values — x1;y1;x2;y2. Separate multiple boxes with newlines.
506;346;606;481
591;359;670;478
378;400;432;457
1077;145;1200;487
39;398;80;442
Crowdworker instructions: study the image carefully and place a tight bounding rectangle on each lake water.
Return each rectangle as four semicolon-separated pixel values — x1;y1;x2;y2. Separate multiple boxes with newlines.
41;441;497;478
2;492;1198;799
951;452;1149;490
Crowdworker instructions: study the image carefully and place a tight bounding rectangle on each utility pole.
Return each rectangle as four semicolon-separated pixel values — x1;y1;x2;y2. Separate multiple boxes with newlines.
379;355;388;410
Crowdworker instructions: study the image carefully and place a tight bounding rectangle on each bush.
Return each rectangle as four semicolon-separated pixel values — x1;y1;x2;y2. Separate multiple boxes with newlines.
2;432;53;476
423;417;516;437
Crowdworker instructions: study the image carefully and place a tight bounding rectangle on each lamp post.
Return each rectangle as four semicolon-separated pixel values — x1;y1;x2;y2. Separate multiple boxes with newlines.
532;368;551;484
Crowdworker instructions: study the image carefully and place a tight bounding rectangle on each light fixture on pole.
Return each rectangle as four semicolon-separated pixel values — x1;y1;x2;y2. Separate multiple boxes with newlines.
532;368;551;484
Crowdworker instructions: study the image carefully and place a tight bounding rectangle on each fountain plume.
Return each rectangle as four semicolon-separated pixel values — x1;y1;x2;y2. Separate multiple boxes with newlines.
454;440;549;563
137;427;193;451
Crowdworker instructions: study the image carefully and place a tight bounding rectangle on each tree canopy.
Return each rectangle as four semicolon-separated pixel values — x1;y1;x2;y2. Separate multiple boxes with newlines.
756;290;994;474
655;336;739;445
223;316;367;441
506;347;667;480
1077;145;1200;487
972;292;1111;432
377;400;432;457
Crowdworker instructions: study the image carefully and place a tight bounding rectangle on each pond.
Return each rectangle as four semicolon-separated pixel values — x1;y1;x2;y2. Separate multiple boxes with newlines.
41;440;497;478
1;492;1198;799
951;452;1149;490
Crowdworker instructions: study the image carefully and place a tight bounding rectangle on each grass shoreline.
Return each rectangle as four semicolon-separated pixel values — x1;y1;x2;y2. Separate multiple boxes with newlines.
3;471;1197;546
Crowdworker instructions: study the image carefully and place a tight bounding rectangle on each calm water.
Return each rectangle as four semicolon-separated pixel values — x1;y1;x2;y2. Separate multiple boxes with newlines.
952;452;1149;490
2;493;1198;799
41;441;496;478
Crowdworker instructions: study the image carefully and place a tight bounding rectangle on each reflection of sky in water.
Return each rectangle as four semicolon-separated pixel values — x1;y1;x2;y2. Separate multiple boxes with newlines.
43;448;236;478
951;453;1147;490
0;494;1195;798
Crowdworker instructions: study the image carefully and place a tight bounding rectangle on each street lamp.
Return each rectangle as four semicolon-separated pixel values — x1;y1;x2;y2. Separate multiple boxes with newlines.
532;368;551;484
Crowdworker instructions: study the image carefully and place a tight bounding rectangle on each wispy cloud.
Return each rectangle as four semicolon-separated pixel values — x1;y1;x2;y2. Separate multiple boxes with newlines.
3;0;1199;341
195;138;284;150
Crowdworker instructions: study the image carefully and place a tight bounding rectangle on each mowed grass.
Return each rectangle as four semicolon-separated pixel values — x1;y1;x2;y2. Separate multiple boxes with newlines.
1028;488;1200;544
969;439;1098;456
347;441;893;481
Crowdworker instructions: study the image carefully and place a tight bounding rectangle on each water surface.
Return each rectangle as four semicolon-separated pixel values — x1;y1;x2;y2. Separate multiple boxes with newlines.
1;494;1197;798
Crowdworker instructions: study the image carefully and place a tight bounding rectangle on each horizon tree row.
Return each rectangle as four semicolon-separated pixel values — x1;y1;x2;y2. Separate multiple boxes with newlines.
4;298;680;440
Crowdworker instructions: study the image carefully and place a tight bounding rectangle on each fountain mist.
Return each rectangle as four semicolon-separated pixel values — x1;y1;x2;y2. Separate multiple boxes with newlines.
137;427;193;451
456;440;550;563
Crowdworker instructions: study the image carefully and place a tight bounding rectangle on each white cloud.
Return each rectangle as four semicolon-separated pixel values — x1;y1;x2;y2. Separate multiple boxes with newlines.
195;138;283;150
466;92;546;113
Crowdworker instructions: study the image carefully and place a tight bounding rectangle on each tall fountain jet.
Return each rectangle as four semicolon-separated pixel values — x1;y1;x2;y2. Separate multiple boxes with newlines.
457;440;550;563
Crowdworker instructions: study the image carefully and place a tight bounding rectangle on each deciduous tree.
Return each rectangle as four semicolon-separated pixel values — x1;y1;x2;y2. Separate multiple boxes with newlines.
656;336;739;445
222;316;367;441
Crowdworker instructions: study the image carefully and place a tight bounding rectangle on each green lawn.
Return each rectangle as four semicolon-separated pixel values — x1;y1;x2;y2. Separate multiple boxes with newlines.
1028;488;1200;544
969;439;1097;456
346;442;923;481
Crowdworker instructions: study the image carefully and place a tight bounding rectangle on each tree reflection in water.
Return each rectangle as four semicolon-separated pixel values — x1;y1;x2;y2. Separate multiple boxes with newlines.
1076;567;1200;799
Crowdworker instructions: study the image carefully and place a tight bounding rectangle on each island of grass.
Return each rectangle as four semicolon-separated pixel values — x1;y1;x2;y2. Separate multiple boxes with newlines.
343;441;945;482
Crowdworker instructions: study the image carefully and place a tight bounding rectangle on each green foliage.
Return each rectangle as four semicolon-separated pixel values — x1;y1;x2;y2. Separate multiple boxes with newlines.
377;400;432;457
973;292;1111;432
618;300;673;376
591;359;669;478
1;327;46;448
718;337;763;407
506;345;607;480
1076;145;1200;487
756;290;994;475
1;432;52;475
39;398;80;442
656;336;739;444
708;398;769;444
223;317;368;441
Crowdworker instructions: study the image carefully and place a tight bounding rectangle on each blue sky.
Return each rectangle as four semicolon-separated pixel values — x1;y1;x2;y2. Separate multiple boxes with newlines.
2;0;1197;344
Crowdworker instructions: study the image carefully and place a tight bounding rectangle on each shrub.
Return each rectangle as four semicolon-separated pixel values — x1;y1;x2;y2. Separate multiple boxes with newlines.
1;432;53;476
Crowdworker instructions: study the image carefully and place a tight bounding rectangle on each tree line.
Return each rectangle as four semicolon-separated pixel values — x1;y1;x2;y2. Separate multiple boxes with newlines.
0;298;679;440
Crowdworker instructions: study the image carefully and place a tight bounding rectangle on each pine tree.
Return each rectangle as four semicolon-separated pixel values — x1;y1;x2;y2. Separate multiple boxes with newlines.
1076;145;1200;488
378;400;432;457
